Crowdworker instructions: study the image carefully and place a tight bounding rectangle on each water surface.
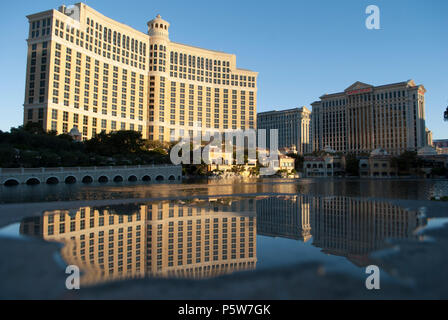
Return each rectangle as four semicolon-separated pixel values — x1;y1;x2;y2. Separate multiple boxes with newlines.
0;178;447;204
4;195;428;287
1;179;448;299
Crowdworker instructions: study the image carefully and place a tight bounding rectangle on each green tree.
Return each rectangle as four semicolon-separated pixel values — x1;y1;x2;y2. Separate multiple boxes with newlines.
249;165;260;177
286;153;304;171
231;164;245;174
23;122;45;135
0;146;19;167
431;167;447;177
0;126;172;168
85;130;145;156
391;151;419;175
144;139;173;152
345;154;359;176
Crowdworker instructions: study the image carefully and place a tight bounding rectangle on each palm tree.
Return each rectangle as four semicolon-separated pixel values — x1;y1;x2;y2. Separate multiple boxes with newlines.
444;105;448;122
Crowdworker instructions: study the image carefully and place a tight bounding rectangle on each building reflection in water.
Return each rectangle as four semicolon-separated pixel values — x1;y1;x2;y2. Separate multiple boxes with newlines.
310;196;426;266
20;195;426;286
257;195;426;267
257;196;311;241
20;198;257;286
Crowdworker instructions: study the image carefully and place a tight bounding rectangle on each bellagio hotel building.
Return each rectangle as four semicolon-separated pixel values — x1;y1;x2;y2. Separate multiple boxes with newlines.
311;80;429;155
24;3;257;141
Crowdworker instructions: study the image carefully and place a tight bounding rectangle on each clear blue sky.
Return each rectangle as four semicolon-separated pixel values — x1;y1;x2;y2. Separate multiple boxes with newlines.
0;0;447;138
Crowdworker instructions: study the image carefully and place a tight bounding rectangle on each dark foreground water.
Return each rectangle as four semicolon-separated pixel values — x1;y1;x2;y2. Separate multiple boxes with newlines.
0;178;447;299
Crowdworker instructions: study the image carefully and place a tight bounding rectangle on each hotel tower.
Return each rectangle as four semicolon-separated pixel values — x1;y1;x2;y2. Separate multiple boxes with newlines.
257;107;312;155
311;80;429;155
24;3;257;141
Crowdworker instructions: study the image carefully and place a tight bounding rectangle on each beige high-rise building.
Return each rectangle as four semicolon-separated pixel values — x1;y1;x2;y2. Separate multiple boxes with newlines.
24;3;257;141
425;128;433;147
257;107;311;155
311;80;428;155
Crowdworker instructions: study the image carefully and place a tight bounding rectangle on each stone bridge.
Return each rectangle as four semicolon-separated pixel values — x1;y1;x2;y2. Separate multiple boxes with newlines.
0;165;182;186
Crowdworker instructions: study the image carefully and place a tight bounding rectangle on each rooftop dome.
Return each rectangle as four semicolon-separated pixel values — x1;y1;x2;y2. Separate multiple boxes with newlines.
370;147;388;156
69;127;82;141
418;146;438;156
69;127;81;137
147;14;170;39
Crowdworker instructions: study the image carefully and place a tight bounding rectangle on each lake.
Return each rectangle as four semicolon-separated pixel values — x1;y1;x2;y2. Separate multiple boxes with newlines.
0;178;447;299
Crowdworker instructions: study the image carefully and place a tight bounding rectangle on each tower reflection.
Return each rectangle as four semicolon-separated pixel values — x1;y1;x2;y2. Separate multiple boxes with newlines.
256;195;426;266
310;196;426;266
20;195;426;286
257;196;311;241
20;198;257;286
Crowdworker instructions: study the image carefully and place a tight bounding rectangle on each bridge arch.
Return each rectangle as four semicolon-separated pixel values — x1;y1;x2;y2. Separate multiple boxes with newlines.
98;176;109;183
26;178;41;185
4;179;20;187
46;177;59;185
0;165;181;187
113;175;124;183
64;176;77;184
82;176;94;184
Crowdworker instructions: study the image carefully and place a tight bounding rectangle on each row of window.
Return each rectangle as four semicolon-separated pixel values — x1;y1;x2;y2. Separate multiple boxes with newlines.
322;90;422;108
27;42;49;104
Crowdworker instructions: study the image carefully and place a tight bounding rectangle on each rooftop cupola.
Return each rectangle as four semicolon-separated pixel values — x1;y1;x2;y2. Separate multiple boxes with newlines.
147;14;170;40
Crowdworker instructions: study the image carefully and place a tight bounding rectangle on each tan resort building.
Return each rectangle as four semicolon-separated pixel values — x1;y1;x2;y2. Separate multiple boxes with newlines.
257;107;311;155
311;80;429;155
24;3;257;141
